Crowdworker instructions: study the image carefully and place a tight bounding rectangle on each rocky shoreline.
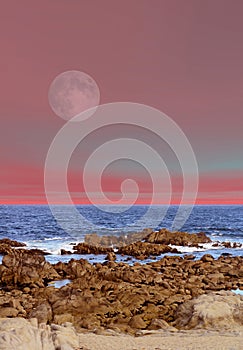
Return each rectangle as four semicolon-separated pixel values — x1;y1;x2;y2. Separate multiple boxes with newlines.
0;229;243;349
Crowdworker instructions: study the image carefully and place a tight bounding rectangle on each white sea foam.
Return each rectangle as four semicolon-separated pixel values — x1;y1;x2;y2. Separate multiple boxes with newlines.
25;239;79;255
169;241;243;254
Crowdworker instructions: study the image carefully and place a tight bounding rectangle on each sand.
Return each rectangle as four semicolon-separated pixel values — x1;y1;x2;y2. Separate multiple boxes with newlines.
78;330;243;350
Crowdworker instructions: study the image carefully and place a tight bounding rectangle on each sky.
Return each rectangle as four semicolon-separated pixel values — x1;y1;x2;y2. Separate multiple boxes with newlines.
0;0;243;204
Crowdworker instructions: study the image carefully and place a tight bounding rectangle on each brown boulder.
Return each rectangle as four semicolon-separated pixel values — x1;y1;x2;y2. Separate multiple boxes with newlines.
0;238;26;247
0;250;60;288
73;242;113;254
117;241;179;258
60;249;72;255
200;254;214;262
0;306;19;317
128;315;147;329
105;252;116;261
0;244;13;255
84;229;153;248
0;238;26;255
145;228;211;246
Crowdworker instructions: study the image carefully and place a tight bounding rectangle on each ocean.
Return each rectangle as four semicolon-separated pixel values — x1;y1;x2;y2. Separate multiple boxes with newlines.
0;205;242;264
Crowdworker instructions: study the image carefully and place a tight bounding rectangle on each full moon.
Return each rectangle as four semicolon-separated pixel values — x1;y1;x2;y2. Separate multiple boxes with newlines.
48;70;100;121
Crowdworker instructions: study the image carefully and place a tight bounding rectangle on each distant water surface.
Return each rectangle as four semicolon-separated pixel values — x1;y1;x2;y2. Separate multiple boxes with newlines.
0;205;242;263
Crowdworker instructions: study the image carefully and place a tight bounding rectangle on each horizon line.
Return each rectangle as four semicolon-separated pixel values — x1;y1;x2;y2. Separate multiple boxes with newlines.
1;202;242;206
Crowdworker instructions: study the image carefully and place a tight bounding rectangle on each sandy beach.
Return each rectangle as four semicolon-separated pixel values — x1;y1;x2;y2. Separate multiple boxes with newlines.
0;317;242;349
78;331;243;350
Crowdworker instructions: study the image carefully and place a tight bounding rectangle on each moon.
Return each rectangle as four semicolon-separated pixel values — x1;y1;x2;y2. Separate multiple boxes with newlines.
48;70;100;121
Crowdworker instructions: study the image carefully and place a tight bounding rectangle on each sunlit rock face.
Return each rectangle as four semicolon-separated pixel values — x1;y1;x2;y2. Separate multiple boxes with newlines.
0;317;80;350
174;291;243;330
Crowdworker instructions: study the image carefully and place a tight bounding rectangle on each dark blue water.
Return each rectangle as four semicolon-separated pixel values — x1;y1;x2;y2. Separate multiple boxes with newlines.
0;205;242;262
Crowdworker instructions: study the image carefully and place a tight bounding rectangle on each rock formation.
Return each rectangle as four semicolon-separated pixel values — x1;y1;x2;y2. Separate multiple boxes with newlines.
0;232;242;336
174;291;243;330
0;317;80;350
145;228;211;246
0;249;60;289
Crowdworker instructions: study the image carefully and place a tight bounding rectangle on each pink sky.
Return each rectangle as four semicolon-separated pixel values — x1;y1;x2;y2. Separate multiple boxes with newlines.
0;0;243;204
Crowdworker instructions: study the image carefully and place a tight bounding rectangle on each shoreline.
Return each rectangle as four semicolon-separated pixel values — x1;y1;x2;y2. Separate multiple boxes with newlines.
1;318;243;350
0;229;243;349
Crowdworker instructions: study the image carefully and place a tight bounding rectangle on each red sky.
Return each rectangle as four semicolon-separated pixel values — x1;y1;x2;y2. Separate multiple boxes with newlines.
0;0;243;204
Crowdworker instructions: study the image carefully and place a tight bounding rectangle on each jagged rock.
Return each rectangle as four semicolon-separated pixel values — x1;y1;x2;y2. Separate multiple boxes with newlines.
200;254;214;262
0;238;26;247
145;228;211;246
27;248;51;255
0;243;13;255
0;238;243;335
221;241;242;248
84;228;153;248
117;241;179;258
0;239;26;256
60;249;72;255
0;250;60;288
105;252;117;261
73;242;113;254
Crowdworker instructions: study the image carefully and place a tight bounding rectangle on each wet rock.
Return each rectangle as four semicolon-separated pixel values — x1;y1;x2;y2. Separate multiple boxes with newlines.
84;228;153;248
28;248;51;255
0;239;26;255
184;254;195;260
0;243;13;255
60;249;72;255
117;241;179;258
73;242;113;254
105;252;116;261
200;254;214;262
0;238;26;247
145;228;211;246
221;241;242;248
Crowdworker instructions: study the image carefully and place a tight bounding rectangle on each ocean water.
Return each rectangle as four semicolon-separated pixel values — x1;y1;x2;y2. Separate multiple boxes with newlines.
0;205;242;264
